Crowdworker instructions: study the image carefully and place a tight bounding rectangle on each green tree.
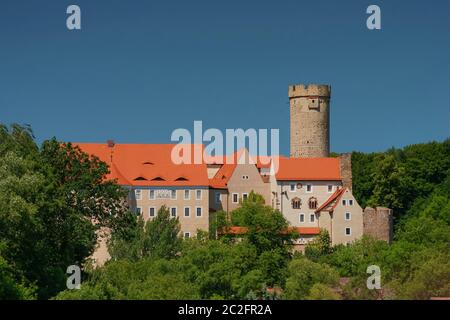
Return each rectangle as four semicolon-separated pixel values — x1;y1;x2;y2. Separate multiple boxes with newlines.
305;229;332;261
231;191;294;255
284;257;339;300
0;124;131;299
306;283;341;300
109;206;182;261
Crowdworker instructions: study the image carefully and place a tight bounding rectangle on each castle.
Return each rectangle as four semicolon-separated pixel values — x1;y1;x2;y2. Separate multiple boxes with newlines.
77;84;393;265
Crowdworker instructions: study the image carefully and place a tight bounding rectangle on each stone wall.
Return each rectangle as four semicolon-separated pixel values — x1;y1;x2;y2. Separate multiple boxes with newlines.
340;153;353;190
363;207;393;243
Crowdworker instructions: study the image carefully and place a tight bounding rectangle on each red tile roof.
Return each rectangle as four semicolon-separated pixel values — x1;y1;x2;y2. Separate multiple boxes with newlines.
209;163;237;189
276;157;341;181
219;226;320;236
75;143;209;187
315;187;346;213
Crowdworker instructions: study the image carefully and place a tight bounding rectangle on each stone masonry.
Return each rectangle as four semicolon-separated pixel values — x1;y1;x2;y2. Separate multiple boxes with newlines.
289;84;331;158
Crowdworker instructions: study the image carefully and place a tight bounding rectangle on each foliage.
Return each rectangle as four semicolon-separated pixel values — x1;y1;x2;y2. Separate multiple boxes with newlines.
109;206;182;261
55;259;199;300
305;229;332;261
0;124;132;299
284;257;339;300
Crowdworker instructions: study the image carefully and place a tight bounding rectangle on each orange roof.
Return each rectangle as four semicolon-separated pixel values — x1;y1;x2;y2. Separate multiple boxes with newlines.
74;143;209;187
315;187;346;213
276;157;341;181
219;226;320;236
209;163;237;189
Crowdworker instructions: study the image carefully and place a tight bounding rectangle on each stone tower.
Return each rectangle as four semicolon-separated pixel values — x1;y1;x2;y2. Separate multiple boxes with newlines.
289;84;331;158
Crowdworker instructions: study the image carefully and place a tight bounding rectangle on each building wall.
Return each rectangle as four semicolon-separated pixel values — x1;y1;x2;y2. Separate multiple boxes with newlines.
132;187;209;238
289;84;331;158
275;180;342;227
330;189;364;245
226;162;271;212
209;188;229;213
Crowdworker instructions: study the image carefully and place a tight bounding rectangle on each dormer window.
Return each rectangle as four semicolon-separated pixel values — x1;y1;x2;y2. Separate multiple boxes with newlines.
134;176;147;181
151;177;165;181
175;177;188;181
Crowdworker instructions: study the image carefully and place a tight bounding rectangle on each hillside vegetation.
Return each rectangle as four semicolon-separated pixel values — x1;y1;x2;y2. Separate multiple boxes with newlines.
0;123;448;300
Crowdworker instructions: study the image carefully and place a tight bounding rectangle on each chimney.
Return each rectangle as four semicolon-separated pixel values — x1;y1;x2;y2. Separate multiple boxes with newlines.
340;153;352;190
107;140;115;148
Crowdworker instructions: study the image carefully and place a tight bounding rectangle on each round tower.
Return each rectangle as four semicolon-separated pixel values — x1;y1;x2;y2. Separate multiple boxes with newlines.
289;84;331;158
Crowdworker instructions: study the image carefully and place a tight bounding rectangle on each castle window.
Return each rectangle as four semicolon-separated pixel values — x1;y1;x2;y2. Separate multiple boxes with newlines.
184;189;190;200
299;213;305;223
149;207;156;218
171;207;177;218
196;207;202;217
292;197;301;209
308;197;318;210
135;189;142;200
171;190;177;199
349;199;354;206
184;232;190;239
215;192;221;204
149;190;155;200
310;214;315;223
184;207;190;217
196;190;202;200
242;193;248;201
342;199;347;206
345;212;351;221
327;185;333;193
136;207;142;215
345;227;351;236
290;184;296;192
306;184;313;193
232;193;239;203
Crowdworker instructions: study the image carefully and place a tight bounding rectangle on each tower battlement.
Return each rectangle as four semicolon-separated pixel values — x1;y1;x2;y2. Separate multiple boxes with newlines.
288;84;331;98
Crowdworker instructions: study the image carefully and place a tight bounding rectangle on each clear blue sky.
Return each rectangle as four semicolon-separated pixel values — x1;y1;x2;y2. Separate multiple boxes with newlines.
0;0;449;155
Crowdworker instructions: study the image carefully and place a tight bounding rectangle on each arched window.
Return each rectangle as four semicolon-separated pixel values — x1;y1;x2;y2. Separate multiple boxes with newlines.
292;197;302;209
308;197;318;210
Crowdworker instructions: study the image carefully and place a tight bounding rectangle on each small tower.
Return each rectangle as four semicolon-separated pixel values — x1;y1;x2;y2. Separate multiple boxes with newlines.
289;84;331;158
